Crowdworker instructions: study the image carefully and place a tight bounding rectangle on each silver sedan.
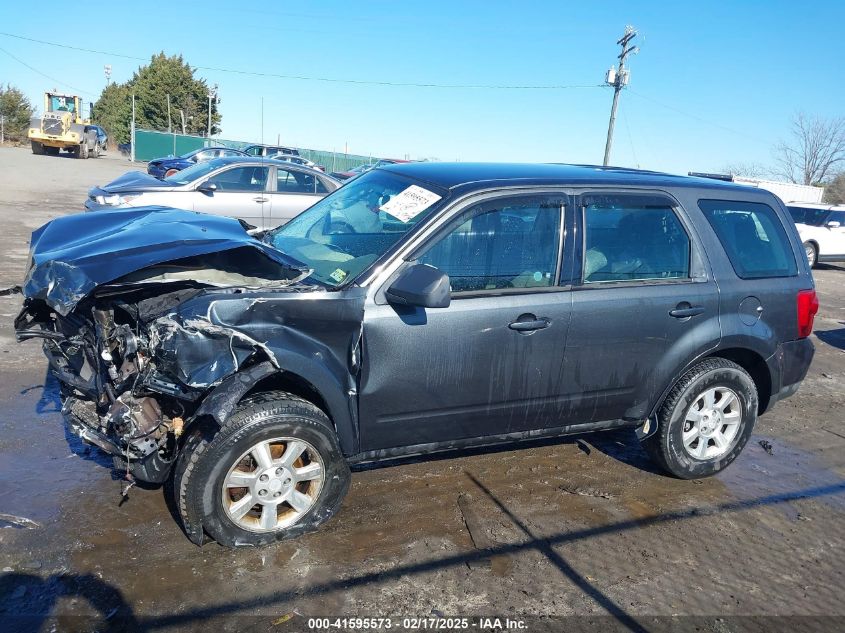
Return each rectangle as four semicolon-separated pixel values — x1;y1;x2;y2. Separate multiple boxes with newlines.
85;157;341;230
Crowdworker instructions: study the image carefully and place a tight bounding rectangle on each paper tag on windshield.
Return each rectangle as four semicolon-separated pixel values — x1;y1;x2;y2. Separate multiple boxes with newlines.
379;185;441;223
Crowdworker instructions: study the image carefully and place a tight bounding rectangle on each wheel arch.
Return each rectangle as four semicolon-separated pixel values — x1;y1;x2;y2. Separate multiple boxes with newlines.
704;347;772;415
647;345;773;427
190;361;357;456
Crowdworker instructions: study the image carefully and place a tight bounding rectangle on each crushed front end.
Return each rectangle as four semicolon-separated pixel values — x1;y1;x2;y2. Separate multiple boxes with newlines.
17;288;217;482
13;207;311;484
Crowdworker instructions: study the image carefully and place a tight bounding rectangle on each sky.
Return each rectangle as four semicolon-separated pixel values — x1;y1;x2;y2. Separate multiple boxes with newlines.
1;0;842;175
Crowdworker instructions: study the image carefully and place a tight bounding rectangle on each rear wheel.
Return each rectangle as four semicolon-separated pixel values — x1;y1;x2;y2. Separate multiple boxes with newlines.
93;143;101;158
164;168;180;177
642;358;757;479
803;241;818;268
31;141;44;155
78;142;89;159
44;146;60;156
174;391;350;547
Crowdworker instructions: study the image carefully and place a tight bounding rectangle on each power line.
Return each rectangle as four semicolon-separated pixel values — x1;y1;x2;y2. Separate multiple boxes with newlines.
626;89;769;145
0;46;96;97
0;31;605;91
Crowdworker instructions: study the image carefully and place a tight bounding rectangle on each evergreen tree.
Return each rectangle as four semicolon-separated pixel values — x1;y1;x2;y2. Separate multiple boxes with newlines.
0;84;35;142
93;53;221;145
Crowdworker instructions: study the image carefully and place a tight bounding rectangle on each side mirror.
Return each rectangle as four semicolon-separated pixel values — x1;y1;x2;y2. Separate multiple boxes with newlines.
385;264;451;309
197;181;217;194
826;220;841;229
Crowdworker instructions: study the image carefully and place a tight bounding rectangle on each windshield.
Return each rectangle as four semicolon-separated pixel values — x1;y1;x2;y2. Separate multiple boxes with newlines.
265;170;446;287
788;206;830;226
163;158;229;185
48;95;76;113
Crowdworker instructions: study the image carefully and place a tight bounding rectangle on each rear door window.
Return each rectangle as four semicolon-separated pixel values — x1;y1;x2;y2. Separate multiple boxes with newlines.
699;200;797;279
582;195;691;283
207;166;269;192
277;169;317;193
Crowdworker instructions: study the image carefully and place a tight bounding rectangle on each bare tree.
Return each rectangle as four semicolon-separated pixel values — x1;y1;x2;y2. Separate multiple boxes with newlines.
774;112;845;185
720;162;771;179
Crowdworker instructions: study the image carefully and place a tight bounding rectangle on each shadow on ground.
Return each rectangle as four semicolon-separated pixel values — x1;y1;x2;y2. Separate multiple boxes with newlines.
3;477;843;632
815;323;845;351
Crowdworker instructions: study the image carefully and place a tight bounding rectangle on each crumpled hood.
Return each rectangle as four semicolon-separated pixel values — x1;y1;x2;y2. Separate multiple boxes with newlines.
97;170;178;193
23;207;307;315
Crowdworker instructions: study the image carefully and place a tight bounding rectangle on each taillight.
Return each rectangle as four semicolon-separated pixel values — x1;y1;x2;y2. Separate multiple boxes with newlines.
796;289;819;338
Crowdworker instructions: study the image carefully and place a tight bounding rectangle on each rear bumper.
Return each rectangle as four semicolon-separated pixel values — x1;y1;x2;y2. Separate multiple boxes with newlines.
765;337;814;411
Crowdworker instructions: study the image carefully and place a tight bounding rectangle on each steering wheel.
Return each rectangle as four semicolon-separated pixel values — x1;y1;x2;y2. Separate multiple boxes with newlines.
328;221;356;235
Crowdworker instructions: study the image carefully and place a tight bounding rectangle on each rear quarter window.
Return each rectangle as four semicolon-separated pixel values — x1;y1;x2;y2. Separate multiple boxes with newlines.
699;199;798;279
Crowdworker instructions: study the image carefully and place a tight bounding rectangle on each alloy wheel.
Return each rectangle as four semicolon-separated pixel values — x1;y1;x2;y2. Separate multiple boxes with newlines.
221;437;325;532
682;387;742;460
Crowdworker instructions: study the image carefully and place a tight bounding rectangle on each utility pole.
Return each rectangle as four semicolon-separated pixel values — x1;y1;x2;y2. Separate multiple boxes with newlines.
603;26;638;166
130;93;136;163
207;83;218;139
104;64;112;86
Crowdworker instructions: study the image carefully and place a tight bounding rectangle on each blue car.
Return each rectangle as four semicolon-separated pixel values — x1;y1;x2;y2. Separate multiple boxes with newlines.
147;147;247;179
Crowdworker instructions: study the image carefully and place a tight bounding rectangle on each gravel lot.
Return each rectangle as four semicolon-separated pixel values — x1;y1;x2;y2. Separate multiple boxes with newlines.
0;146;843;632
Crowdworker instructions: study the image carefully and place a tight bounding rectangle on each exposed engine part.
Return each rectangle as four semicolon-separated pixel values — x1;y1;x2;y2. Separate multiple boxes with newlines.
63;397;122;456
172;416;184;438
108;394;164;457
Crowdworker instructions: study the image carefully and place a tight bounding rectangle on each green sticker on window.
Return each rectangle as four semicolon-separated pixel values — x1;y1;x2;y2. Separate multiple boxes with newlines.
329;268;348;283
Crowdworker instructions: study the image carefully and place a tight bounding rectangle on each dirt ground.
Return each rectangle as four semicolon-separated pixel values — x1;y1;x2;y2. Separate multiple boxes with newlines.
0;146;843;632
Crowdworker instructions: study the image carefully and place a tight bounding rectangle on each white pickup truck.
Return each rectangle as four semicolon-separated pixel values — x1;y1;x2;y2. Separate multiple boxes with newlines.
787;203;845;268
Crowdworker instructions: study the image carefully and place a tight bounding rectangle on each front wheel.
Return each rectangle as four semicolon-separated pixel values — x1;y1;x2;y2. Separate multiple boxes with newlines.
174;391;350;547
31;141;44;154
78;142;89;159
803;241;818;269
642;358;757;479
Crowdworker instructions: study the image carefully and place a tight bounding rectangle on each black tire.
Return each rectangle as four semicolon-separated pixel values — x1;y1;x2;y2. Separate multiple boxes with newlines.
174;391;350;547
31;141;44;155
45;146;60;156
93;143;101;158
803;241;818;269
78;142;89;159
642;358;758;479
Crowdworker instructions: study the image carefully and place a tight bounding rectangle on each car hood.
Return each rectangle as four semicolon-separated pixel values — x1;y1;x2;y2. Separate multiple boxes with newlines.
22;207;309;315
98;170;180;193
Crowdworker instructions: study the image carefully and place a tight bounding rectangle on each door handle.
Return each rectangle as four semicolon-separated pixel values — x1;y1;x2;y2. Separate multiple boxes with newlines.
253;196;268;203
508;316;550;332
669;304;705;319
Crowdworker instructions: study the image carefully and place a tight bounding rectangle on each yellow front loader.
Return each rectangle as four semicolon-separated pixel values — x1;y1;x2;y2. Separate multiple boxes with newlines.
28;92;100;158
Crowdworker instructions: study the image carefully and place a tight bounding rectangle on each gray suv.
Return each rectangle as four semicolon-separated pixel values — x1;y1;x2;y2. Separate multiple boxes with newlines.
15;163;817;547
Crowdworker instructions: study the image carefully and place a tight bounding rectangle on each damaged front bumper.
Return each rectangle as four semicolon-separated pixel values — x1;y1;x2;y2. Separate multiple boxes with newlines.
16;294;282;484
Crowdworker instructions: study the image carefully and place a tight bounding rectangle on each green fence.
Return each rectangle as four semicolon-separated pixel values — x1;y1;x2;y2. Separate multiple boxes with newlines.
133;129;374;172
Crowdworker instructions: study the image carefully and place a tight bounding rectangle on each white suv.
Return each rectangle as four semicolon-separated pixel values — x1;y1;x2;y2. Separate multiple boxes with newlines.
788;203;845;267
